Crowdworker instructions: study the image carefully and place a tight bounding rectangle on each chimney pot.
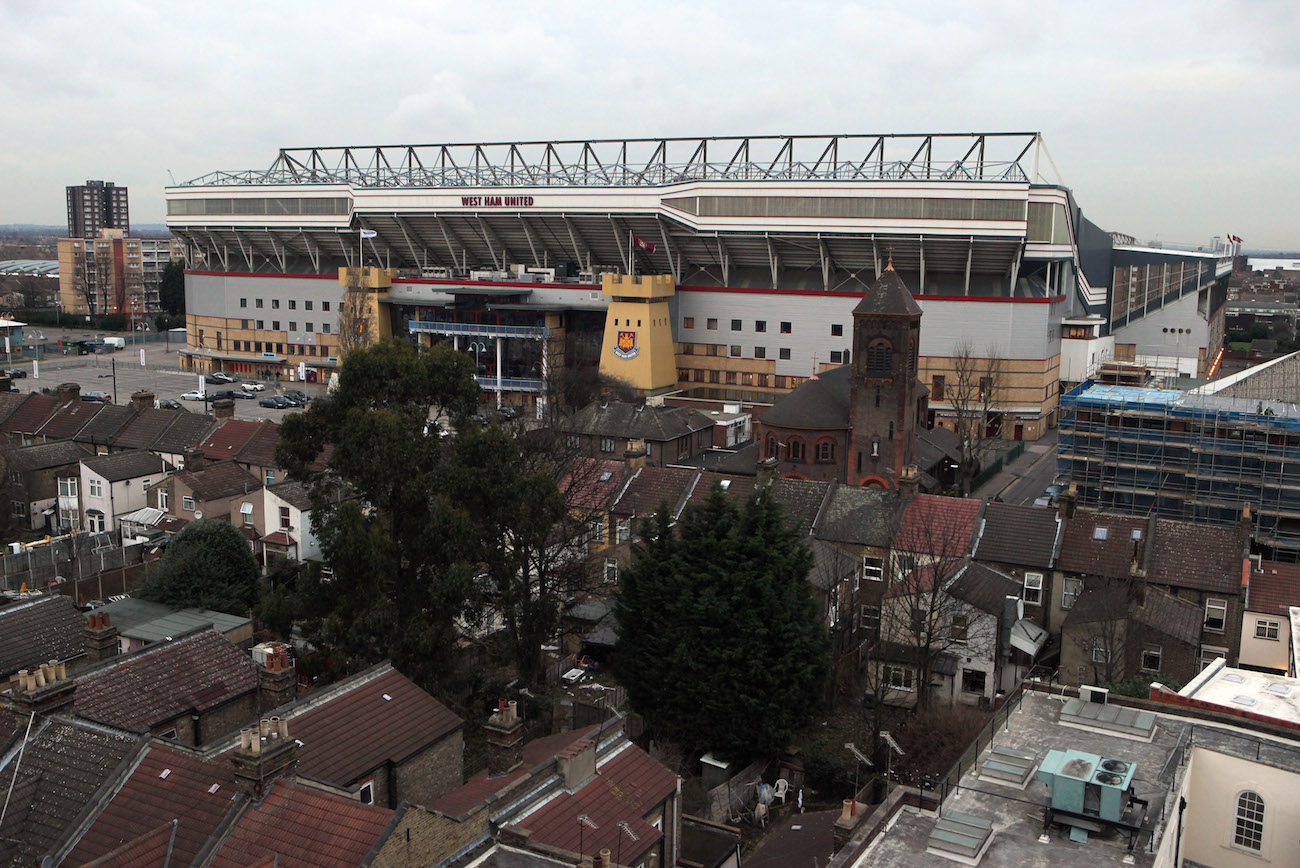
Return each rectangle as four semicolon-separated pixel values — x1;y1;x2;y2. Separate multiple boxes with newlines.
277;718;288;738
508;699;518;722
56;662;66;680
240;728;252;750
593;853;605;868
842;798;854;821
34;667;46;688
600;849;612;868
259;718;271;738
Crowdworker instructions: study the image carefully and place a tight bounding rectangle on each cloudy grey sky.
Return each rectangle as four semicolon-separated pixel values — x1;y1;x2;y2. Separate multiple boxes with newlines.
1;0;1296;248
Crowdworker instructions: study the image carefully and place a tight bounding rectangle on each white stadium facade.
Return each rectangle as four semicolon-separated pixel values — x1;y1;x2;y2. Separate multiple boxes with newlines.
165;133;1233;440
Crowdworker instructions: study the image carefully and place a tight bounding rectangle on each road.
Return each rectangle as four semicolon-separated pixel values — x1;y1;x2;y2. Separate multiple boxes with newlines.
999;431;1062;505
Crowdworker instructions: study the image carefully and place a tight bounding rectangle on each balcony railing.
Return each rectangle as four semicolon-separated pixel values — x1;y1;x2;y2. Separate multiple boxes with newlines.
408;320;549;340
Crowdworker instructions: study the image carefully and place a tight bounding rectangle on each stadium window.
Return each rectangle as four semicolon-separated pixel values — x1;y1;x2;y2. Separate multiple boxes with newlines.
755;320;766;332
932;375;945;400
780;321;792;334
306;300;314;310
709;370;719;383
755;347;766;359
725;371;737;384
830;351;842;364
730;319;742;331
730;345;741;357
683;317;694;329
240;298;248;308
256;320;264;330
272;321;280;330
322;301;330;311
831;323;843;336
256;299;264;308
272;299;280;309
779;348;791;360
289;322;297;331
706;318;718;330
289;300;296;310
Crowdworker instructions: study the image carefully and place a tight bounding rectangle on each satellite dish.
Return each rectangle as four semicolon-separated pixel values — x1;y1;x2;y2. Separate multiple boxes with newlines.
193;510;204;520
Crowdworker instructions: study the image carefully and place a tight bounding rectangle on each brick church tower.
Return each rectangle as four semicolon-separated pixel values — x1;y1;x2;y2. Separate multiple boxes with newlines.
846;264;924;487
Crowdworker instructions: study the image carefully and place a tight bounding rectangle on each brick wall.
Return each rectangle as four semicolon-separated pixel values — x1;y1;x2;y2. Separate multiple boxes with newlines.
395;729;465;808
370;803;491;868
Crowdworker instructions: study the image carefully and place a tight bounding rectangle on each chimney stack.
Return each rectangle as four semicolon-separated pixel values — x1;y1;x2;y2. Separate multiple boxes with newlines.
84;611;121;662
182;446;204;472
232;716;298;798
556;739;597;791
1056;484;1077;519
1240;503;1254;549
131;390;155;412
211;397;236;421
623;442;647;472
485;699;525;776
898;464;920;501
10;659;76;720
56;382;81;404
756;456;778;489
258;648;297;712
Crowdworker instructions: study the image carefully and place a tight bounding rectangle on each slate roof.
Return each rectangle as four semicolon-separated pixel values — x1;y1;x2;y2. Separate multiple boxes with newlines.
150;411;215;455
64;744;236;868
559;401;713;442
74;628;262;733
768;478;832;537
73;404;135;446
273;663;463;787
609;466;699;519
695;471;756;502
915;425;961;473
110;408;183;451
1147;519;1244;594
1;392;59;437
946;561;1021;616
34;401;106;440
894;494;981;558
5;439;91;472
759;365;852;430
1055;512;1151;578
515;742;678;866
0;718;140;867
177;461;261;502
1135;588;1204;646
432;726;599;818
851;266;922;317
1247;561;1300;616
82;450;171;483
815;485;896;547
207;781;393;868
0;593;87;676
973;501;1063;568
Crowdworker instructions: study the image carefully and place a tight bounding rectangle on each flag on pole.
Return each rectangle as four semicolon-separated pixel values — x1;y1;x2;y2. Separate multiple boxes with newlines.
359;228;378;239
632;233;656;253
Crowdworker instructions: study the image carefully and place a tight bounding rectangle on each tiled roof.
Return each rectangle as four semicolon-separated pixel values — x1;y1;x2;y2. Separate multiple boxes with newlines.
262;530;296;546
178;461;261;502
946;561;1021;616
198;419;263;462
81;820;175;868
558;458;626;512
1147;519;1244;594
695;471;756;501
851;267;922;316
150;411;215;455
2;392;59;436
1247;561;1300;616
768;478;832;537
110;408;182;451
815;485;896;547
0;718;140;866
74;629;262;732
1055;512;1151;578
74;404;135;446
514;742;677;864
0;389;29;425
560;401;713;442
65;744;236;867
610;466;699;519
207;781;393;868
83;450;171;483
35;401;106;440
1135;588;1204;646
0;593;87;676
894;494;981;558
432;726;598;818
5;439;91;471
759;366;853;431
235;421;281;467
973;501;1063;568
268;664;462;787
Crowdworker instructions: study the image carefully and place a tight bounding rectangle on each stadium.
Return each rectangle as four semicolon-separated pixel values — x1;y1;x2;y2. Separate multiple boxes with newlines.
165;133;1232;438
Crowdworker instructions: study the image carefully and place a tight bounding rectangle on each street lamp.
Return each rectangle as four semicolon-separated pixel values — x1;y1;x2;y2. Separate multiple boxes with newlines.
467;341;488;377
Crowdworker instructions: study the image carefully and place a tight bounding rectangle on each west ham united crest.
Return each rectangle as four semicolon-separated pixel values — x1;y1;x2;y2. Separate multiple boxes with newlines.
614;330;639;360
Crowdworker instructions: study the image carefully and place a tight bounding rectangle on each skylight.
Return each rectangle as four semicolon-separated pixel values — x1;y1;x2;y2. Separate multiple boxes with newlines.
1231;695;1256;707
1093;527;1109;540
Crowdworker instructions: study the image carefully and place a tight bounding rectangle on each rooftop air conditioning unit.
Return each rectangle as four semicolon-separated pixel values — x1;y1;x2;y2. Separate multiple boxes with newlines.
1080;685;1109;704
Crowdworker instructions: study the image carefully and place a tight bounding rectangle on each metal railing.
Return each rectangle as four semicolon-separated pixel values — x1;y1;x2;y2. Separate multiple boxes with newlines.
407;320;549;340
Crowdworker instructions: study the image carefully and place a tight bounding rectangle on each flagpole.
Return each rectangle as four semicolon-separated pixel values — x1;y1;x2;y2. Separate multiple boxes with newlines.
628;230;634;277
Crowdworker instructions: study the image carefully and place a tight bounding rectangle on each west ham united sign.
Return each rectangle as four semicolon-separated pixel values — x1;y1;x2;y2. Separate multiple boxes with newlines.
614;330;639;360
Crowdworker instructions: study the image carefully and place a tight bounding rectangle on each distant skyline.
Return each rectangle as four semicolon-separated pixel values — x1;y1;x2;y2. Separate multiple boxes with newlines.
1;0;1297;248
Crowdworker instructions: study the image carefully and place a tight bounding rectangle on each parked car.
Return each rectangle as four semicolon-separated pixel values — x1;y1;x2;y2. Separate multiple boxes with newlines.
205;372;237;385
180;390;205;401
281;389;308;405
259;395;291;409
81;390;112;403
3;368;27;378
156;398;184;410
241;381;265;392
210;389;241;401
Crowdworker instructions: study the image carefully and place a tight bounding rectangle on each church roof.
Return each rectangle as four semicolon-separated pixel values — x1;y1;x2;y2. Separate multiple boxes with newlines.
852;267;922;317
758;365;852;430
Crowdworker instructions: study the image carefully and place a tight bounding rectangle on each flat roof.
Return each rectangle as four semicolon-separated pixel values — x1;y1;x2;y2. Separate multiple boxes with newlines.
1178;658;1300;725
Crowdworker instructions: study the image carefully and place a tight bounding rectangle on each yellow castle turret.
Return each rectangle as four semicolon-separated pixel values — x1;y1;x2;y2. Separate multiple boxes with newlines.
598;274;677;393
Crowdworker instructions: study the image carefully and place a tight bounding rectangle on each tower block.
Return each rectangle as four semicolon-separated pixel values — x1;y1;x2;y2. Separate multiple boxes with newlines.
598;274;677;393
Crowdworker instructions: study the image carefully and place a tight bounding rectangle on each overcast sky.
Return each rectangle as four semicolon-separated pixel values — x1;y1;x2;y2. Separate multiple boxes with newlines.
1;0;1296;248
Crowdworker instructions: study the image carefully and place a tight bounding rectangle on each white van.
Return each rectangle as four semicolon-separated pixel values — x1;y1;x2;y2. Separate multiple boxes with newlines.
102;337;126;350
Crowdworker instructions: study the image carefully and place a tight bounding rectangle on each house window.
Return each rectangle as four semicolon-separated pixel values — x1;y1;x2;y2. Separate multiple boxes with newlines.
158;489;169;510
1092;526;1108;540
605;558;618;584
600;437;616;453
58;478;78;498
884;665;914;691
1023;572;1043;605
182;495;195;512
860;605;880;631
1205;598;1227;632
816;440;834;462
88;478;103;498
1201;644;1228;669
950;615;969;642
863;557;884;581
1234;791;1265;851
616;518;631;543
265;469;276;485
1062;576;1083;609
1255;618;1280;640
962;669;986;694
683;317;694;329
1141;646;1162;672
831;323;843;337
280;506;292;529
1092;641;1110;663
931;375;945;400
359;781;374;805
240;502;254;525
11;500;27;518
87;510;105;533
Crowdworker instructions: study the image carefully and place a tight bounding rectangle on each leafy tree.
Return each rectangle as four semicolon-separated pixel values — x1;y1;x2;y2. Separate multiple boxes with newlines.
159;259;186;316
138;519;259;614
616;486;829;759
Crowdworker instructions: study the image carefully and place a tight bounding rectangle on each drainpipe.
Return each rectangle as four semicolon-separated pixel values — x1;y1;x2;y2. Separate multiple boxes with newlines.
1173;796;1186;866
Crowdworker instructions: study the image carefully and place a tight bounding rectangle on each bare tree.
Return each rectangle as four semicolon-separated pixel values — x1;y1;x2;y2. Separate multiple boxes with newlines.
948;342;1004;495
337;267;373;355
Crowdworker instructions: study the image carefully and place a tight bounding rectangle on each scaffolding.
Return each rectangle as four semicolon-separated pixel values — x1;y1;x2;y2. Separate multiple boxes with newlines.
1058;381;1300;558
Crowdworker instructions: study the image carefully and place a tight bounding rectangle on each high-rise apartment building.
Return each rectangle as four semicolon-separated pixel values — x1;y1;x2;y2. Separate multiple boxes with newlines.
57;229;184;317
66;180;130;239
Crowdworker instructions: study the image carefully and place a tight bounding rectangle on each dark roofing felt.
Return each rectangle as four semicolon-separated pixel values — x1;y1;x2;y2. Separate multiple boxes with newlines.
946;562;1021;616
610;466;699;519
512;743;678;865
768;478;832;537
851;267;923;317
759;365;853;430
974;501;1063;568
1147;519;1243;594
275;664;462;787
0;594;87;676
82;450;171;483
206;780;393;868
5;439;90;472
65;744;236;868
177;461;261;502
1248;561;1300;616
0;718;139;866
560;401;713;441
815;485;896;547
74;629;262;732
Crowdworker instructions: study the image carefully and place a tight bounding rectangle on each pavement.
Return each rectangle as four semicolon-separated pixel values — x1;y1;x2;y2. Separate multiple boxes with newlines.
970;428;1061;505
